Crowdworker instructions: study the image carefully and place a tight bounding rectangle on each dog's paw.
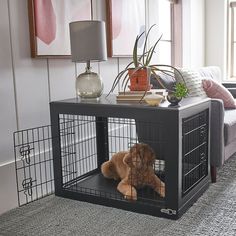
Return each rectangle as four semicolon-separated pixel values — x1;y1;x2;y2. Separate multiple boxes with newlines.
124;189;137;201
159;183;165;198
124;194;137;201
159;188;165;198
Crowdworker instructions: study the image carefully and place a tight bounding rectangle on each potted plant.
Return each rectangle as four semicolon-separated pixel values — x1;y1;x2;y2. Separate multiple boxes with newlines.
167;82;188;106
107;25;189;156
108;24;187;100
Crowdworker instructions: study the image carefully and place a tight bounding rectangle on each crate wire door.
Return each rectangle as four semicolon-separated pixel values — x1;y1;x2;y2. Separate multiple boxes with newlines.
14;125;54;206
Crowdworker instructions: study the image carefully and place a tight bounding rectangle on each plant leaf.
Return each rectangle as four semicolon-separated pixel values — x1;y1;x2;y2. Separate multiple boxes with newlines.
154;64;186;85
174;82;188;98
144;46;154;66
151;66;176;80
145;34;162;66
150;69;166;89
142;24;156;65
121;71;130;89
138;51;149;64
107;61;134;96
133;32;145;67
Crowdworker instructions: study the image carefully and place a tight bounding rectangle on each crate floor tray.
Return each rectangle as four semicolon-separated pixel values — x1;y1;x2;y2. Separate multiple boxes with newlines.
64;173;164;206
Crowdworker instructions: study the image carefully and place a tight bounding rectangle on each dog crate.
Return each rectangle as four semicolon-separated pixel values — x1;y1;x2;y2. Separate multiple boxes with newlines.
48;95;211;219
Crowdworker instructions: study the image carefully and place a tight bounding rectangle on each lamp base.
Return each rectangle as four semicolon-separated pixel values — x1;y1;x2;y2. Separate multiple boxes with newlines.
76;70;103;99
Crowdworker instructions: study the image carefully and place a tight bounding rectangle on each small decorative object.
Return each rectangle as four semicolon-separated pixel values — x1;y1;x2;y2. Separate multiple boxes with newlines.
108;24;185;98
69;21;107;99
166;92;182;106
101;143;165;200
167;82;188;106
144;94;164;106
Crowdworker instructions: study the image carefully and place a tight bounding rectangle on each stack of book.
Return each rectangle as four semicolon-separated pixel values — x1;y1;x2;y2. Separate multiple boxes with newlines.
116;89;166;102
116;91;151;102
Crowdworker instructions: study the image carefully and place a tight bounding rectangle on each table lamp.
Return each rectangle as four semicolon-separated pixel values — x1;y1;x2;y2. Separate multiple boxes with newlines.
69;21;107;99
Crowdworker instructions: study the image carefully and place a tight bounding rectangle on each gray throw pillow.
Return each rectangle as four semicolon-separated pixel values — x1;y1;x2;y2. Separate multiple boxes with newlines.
150;72;176;90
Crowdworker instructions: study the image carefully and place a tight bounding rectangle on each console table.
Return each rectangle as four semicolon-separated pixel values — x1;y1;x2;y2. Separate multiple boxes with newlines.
50;95;211;219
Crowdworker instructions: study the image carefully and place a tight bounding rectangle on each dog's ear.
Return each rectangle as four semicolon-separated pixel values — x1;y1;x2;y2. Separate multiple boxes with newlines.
147;150;155;166
147;146;156;166
123;153;133;167
143;144;155;166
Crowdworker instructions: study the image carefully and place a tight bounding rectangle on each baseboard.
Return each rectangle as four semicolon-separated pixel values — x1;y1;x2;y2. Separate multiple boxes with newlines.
0;161;18;216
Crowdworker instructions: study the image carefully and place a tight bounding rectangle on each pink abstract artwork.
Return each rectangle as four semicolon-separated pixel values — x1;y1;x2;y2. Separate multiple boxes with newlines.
34;0;56;45
107;0;146;57
29;0;91;57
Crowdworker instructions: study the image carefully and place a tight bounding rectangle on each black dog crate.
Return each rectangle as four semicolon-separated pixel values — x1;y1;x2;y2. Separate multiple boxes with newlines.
50;95;211;219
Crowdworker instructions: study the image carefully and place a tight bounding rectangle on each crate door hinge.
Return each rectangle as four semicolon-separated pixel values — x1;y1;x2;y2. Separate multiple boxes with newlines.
160;208;177;215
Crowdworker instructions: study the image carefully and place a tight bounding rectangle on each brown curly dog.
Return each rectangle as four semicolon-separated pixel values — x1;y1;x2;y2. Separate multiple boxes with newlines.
101;143;165;200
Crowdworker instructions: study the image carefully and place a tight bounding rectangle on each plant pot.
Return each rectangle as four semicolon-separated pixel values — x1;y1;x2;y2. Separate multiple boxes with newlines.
167;92;182;106
128;68;151;91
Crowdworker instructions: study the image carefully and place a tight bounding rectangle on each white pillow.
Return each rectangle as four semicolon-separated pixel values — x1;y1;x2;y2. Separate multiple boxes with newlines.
174;68;207;98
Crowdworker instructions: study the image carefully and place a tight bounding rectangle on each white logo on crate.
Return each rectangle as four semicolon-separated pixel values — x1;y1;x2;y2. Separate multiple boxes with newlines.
160;208;177;215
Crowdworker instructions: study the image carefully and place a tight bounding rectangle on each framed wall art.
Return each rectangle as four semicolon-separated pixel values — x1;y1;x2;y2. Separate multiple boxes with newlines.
28;0;92;58
106;0;146;57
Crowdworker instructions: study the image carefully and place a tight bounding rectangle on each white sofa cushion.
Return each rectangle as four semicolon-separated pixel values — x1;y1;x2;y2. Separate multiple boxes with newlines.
175;68;207;98
198;66;222;83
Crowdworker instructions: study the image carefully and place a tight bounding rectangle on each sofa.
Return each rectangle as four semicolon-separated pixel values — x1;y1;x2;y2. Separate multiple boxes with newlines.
151;66;236;182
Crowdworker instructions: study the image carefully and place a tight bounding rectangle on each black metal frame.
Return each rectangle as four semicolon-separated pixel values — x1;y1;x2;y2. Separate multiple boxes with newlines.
49;96;211;219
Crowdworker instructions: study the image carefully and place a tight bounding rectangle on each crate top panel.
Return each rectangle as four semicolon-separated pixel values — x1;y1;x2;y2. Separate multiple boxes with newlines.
50;95;210;120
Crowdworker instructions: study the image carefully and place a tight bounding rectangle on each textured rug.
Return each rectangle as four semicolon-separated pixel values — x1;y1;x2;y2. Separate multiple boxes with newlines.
1;156;236;236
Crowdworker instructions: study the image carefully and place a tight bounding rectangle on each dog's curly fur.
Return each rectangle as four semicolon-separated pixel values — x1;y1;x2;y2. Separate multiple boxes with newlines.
101;143;165;200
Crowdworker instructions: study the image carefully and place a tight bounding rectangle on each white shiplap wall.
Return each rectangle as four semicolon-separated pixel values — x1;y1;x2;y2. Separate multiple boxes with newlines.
0;0;17;165
0;0;18;215
0;0;120;215
0;0;117;165
0;0;206;215
9;0;50;130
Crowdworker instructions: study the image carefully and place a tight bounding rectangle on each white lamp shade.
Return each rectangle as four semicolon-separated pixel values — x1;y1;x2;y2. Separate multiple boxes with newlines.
69;20;107;62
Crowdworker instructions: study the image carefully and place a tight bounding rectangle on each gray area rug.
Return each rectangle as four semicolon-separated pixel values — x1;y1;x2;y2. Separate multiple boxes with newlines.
1;155;236;236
